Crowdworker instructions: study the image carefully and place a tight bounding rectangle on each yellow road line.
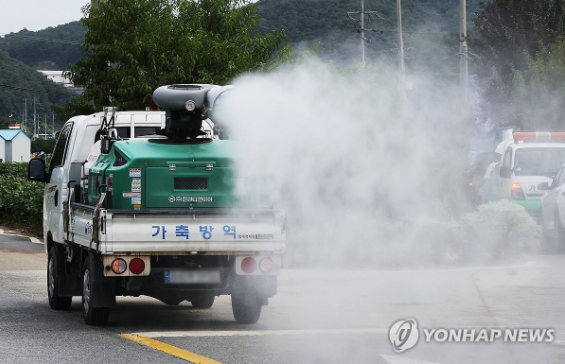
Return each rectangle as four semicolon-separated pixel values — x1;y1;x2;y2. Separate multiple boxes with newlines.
120;333;222;364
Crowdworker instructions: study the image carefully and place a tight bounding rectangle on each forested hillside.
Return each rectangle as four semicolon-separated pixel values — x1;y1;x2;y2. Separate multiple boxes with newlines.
254;0;481;66
0;49;76;132
256;0;481;43
0;21;86;70
0;1;480;70
0;0;481;123
0;22;86;127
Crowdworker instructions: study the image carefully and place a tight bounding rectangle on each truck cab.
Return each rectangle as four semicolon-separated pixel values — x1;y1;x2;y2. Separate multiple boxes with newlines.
39;111;165;245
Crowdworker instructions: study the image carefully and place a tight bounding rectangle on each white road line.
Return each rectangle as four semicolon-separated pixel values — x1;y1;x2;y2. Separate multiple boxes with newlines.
381;355;445;364
0;229;43;245
29;236;42;244
137;328;389;338
137;325;565;339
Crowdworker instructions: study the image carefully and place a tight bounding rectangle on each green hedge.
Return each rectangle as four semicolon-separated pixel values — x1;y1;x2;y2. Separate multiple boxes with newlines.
0;162;44;235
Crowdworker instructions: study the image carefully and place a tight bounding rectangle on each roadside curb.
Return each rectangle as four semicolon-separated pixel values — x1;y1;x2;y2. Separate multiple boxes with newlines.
0;229;43;245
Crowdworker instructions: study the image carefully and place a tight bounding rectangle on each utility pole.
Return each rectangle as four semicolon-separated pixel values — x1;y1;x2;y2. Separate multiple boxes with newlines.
33;96;37;137
348;1;382;65
397;0;406;106
360;0;365;64
460;0;469;108
23;98;27;133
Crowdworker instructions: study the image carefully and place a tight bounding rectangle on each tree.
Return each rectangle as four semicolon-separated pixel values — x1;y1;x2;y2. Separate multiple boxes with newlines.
0;116;8;129
470;0;565;128
52;96;96;123
31;138;56;155
67;0;284;112
0;49;76;123
511;35;565;130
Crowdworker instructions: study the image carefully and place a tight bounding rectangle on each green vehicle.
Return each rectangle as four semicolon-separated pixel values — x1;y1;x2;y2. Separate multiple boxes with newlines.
28;84;286;326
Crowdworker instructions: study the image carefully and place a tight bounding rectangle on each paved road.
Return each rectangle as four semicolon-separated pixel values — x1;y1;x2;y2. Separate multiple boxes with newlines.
1;230;564;364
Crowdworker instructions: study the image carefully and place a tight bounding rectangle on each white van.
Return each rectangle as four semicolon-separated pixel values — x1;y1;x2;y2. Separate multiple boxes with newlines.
482;132;565;218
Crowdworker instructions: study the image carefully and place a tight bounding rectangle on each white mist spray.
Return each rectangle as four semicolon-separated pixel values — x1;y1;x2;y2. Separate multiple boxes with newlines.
215;58;477;268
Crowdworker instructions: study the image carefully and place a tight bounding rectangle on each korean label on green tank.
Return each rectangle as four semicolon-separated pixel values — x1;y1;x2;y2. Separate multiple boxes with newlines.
131;178;141;193
129;168;141;177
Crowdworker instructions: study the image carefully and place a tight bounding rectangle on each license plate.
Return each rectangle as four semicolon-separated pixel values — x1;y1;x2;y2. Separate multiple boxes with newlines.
164;270;221;284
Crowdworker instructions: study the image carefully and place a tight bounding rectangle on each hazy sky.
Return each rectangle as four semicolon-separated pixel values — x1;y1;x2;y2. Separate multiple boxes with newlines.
0;0;90;35
0;0;262;36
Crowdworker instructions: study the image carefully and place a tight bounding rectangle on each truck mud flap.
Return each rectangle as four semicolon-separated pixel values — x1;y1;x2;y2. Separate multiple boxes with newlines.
52;243;82;297
87;252;116;308
231;274;277;299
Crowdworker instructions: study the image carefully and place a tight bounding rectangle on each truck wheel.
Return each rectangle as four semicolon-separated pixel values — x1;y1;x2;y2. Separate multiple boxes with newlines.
191;295;215;309
231;293;262;324
82;258;110;326
47;246;72;310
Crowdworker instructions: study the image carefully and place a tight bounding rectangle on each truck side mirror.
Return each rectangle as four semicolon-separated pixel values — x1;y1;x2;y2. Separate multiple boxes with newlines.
500;165;511;179
537;181;550;191
28;158;49;182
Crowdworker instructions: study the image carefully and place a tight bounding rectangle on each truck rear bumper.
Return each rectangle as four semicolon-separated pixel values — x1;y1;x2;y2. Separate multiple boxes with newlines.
102;241;286;254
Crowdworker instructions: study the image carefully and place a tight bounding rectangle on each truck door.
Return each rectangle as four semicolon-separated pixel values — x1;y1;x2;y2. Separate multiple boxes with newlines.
500;147;513;199
45;122;74;243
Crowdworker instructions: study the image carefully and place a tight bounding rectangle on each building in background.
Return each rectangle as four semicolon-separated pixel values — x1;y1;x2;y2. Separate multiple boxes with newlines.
0;130;31;163
37;70;84;95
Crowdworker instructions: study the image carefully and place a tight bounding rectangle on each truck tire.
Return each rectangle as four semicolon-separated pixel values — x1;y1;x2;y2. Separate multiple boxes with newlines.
231;293;262;324
82;257;110;326
190;295;215;309
47;246;72;310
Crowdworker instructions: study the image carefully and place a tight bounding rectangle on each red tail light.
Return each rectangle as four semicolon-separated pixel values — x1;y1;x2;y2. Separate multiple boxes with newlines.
129;258;145;274
241;257;257;273
106;174;113;192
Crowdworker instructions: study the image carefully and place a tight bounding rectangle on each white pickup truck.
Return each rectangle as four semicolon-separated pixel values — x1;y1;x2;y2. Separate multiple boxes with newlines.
28;85;286;325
